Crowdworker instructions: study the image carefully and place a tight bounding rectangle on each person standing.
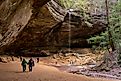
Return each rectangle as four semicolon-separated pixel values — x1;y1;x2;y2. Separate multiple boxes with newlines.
28;58;35;72
37;58;39;63
21;58;27;72
20;56;23;61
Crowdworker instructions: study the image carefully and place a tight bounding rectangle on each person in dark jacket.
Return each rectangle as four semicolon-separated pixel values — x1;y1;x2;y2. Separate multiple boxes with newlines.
28;58;35;72
21;58;27;72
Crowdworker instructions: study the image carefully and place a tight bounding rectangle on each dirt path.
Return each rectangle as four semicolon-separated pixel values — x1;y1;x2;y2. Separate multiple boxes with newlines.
0;62;120;81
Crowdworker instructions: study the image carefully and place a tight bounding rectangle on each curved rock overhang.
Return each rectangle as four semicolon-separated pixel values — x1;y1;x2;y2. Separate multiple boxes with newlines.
0;0;111;52
0;0;51;50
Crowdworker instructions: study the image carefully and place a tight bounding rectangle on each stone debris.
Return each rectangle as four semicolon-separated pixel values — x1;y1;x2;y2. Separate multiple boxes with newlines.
40;50;121;81
50;52;103;66
62;64;121;80
0;56;19;63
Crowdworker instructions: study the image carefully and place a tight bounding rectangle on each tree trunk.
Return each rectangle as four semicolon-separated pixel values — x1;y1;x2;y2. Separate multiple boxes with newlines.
105;0;115;51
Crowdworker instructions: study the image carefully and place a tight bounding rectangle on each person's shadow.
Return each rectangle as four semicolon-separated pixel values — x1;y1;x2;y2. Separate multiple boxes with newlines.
15;71;30;73
4;70;29;73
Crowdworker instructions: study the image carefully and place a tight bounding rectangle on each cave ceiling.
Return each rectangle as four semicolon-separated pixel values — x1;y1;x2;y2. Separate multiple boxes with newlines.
0;0;110;52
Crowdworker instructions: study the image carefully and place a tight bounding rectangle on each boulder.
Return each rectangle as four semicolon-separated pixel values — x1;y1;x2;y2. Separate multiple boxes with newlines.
0;56;19;63
0;57;7;63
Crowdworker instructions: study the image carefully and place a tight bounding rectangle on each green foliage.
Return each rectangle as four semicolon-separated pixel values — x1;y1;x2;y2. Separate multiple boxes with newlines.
60;0;88;14
88;0;121;51
60;0;92;26
109;0;121;49
109;0;121;62
87;31;109;50
60;0;88;11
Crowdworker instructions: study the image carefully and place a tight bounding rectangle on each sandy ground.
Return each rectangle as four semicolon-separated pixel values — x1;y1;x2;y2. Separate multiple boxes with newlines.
0;62;120;81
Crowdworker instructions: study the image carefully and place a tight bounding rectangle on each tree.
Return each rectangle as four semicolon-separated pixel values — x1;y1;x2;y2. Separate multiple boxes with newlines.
105;0;115;51
88;0;121;68
88;0;120;52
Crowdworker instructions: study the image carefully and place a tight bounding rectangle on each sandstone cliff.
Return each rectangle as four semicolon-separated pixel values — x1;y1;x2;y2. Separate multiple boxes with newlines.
0;0;107;53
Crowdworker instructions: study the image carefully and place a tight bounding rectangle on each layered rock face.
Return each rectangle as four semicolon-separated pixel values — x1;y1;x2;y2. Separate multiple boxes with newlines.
0;0;52;52
9;6;57;52
0;0;107;53
0;0;33;47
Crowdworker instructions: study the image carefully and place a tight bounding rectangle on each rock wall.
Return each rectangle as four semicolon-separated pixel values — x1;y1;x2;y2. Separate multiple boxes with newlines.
0;0;107;53
9;6;57;52
0;0;34;47
0;0;51;52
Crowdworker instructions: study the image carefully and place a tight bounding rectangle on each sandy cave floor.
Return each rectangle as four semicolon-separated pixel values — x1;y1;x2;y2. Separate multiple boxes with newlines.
0;62;120;81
